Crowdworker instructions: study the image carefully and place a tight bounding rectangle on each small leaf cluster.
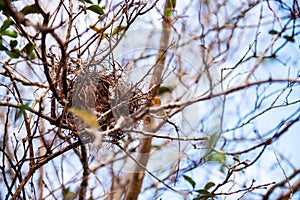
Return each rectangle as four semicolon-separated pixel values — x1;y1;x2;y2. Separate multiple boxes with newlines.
183;174;217;200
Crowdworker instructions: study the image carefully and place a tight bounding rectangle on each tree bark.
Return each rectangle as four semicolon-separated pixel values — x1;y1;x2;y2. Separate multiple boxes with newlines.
124;1;174;199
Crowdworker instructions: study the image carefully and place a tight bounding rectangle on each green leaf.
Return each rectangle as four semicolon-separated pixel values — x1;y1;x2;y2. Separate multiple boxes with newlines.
5;49;20;58
24;42;34;52
194;189;214;200
268;29;278;35
0;19;14;32
183;175;196;189
20;4;40;15
164;7;173;16
64;187;71;194
0;0;10;16
10;40;18;48
14;102;30;121
2;30;18;38
22;42;35;60
195;189;210;195
283;35;295;42
169;0;176;8
63;187;76;200
68;108;99;129
111;25;127;36
63;192;76;200
204;182;215;191
158;85;172;95
86;5;104;15
97;0;102;4
208;133;219;148
22;42;35;59
28;51;35;60
206;151;226;165
0;39;8;50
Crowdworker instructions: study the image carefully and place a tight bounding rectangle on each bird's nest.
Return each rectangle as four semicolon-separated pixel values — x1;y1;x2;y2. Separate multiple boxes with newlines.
68;66;148;144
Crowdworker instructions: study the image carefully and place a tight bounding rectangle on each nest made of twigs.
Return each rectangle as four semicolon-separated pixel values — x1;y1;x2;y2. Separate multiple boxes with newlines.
69;68;147;143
